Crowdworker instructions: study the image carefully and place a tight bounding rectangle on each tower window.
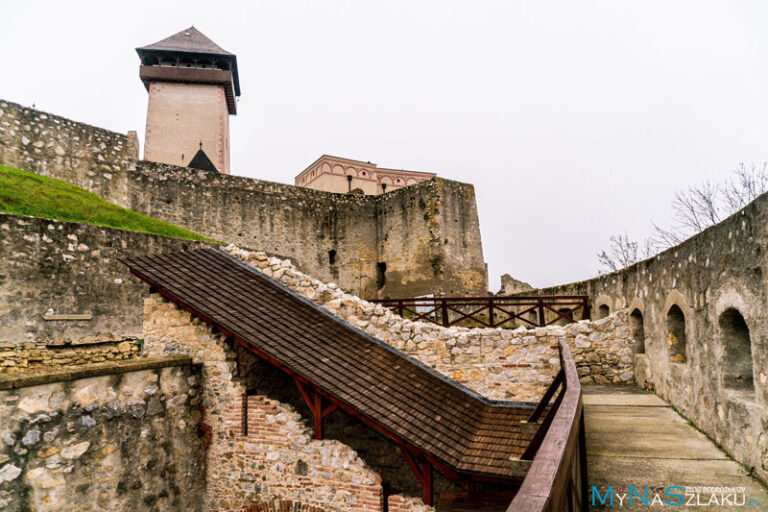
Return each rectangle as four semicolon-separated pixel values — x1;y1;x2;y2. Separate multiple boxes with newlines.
328;250;337;265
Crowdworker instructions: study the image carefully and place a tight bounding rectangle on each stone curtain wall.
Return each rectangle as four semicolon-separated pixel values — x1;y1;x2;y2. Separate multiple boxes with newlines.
0;357;204;511
0;213;209;347
225;246;634;402
0;100;488;299
0;100;137;206
128;162;487;298
142;295;434;512
537;192;768;484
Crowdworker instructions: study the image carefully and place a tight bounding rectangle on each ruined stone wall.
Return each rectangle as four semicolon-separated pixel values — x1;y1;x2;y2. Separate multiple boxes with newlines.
0;100;137;207
142;294;431;512
537;192;768;484
226;246;634;403
0;213;209;347
0;100;488;299
374;179;487;298
0;356;204;511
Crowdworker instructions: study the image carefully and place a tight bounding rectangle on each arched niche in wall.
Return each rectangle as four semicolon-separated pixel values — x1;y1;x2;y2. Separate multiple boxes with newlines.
630;308;646;354
662;290;693;365
594;294;615;320
666;305;687;363
718;308;754;392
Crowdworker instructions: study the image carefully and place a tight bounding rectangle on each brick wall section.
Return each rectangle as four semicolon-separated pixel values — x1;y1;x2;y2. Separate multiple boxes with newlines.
0;100;488;298
142;295;426;512
0;357;204;511
0;213;209;346
225;245;634;402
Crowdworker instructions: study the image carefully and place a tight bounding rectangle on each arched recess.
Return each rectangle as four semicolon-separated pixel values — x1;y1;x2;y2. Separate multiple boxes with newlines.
719;308;754;391
666;305;687;363
594;294;615;320
630;308;645;354
243;500;331;512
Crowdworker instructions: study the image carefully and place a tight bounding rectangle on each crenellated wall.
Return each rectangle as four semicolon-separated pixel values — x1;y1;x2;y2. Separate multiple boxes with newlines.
536;192;768;484
0;100;488;299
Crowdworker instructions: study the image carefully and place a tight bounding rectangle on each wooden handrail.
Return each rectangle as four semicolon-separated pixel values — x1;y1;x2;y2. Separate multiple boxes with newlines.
371;295;589;328
506;339;588;512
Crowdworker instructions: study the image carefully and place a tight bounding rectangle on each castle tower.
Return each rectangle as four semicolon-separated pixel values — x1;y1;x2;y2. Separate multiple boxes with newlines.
136;26;240;174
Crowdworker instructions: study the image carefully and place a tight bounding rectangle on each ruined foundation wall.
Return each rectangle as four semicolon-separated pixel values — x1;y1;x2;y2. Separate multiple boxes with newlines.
538;192;768;484
0;357;204;512
0;100;488;299
0;213;209;348
226;246;634;403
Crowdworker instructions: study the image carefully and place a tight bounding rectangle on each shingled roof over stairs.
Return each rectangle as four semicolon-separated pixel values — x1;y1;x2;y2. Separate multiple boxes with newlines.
124;248;535;479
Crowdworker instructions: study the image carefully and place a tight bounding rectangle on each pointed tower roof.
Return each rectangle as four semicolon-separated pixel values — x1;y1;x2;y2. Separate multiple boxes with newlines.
137;26;233;56
187;145;218;172
136;26;240;113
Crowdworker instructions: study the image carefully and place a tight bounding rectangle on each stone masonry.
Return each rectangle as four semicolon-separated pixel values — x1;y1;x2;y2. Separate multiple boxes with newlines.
142;294;431;512
0;100;488;299
0;213;209;346
0;357;204;511
225;245;634;402
537;192;768;485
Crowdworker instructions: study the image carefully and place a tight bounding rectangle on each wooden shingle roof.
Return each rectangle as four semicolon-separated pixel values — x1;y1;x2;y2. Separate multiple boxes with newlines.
124;248;534;479
137;26;233;56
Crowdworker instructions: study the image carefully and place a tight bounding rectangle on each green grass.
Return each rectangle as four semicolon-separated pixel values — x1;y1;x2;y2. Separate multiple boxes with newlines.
0;165;216;241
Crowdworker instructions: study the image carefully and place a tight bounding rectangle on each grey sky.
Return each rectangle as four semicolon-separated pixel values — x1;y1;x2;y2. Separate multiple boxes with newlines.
3;1;767;289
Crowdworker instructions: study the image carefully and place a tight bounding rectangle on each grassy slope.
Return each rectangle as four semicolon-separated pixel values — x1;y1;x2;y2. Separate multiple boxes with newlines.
0;165;215;242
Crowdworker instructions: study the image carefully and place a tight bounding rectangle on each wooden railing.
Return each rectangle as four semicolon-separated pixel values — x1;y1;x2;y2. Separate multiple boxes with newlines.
507;339;588;512
371;295;589;328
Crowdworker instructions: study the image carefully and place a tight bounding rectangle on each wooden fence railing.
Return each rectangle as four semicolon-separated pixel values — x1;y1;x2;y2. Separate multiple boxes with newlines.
371;295;589;328
507;339;588;512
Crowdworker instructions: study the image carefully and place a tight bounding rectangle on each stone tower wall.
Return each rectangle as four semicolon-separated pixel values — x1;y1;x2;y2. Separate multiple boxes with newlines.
144;82;230;173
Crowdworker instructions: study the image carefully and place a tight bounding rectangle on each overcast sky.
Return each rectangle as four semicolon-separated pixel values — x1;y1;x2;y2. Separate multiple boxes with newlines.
3;1;767;289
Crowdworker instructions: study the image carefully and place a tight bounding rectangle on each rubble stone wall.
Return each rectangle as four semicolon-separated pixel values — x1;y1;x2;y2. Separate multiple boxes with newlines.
0;356;204;512
225;246;634;403
143;295;431;512
0;213;209;347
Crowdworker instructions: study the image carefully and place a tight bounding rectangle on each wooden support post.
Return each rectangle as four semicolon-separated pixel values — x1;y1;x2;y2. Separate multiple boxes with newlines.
294;378;325;440
313;390;323;440
422;460;433;506
441;300;449;327
488;298;495;327
537;299;546;327
399;446;433;506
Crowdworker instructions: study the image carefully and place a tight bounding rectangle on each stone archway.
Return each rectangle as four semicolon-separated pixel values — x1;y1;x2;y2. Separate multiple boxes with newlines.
241;499;335;512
